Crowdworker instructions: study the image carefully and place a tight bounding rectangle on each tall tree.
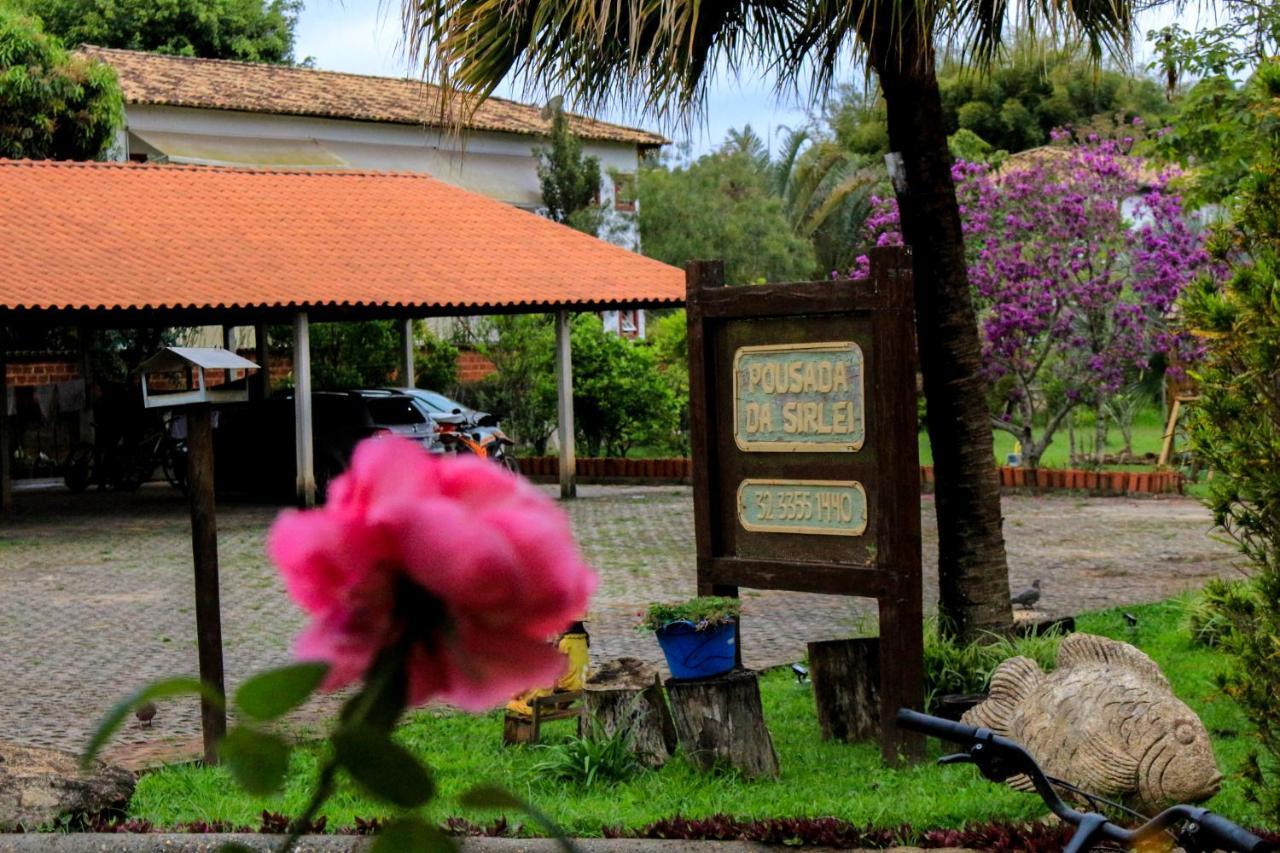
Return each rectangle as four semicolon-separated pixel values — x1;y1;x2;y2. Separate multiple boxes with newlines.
0;4;123;160
22;0;300;63
638;136;817;284
535;103;604;234
402;0;1138;641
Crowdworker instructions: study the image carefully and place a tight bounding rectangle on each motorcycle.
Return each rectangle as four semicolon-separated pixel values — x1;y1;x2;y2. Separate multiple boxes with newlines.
437;425;519;473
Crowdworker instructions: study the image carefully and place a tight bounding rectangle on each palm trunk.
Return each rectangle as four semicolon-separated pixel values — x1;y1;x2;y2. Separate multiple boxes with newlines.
861;10;1012;640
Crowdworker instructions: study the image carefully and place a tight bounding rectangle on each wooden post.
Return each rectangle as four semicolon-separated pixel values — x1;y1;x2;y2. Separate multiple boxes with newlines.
809;638;880;742
666;669;779;778
555;310;576;499
399;317;415;388
0;336;10;513
685;262;741;668
293;312;315;507
185;405;226;764
1158;397;1182;467
582;658;676;767
78;325;94;444
869;250;926;764
253;322;270;401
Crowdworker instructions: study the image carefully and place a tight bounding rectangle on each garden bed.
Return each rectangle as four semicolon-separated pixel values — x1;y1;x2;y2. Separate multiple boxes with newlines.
116;598;1269;837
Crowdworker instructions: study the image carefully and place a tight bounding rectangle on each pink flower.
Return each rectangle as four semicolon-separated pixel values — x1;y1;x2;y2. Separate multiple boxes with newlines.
267;437;597;711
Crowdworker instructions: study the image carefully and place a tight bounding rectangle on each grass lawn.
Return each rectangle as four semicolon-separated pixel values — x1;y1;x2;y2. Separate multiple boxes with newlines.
127;596;1272;834
918;405;1177;469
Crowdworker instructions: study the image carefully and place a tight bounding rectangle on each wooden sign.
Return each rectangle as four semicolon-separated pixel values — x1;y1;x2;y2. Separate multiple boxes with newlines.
686;246;924;763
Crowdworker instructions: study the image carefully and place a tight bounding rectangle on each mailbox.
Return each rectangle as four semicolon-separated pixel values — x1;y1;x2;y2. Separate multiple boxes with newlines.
137;347;259;409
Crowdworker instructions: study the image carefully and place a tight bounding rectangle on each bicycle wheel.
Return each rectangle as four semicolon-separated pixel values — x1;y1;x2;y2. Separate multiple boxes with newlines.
162;442;188;491
113;446;151;492
62;443;95;493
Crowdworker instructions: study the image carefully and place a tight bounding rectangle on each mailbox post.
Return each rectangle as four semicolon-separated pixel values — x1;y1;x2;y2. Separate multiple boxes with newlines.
138;347;259;765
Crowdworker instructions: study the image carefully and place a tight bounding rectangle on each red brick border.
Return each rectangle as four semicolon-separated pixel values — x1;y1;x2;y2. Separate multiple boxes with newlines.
515;457;1183;495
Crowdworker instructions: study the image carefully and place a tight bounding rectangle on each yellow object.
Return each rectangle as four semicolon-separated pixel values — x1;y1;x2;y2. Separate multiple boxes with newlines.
505;631;589;717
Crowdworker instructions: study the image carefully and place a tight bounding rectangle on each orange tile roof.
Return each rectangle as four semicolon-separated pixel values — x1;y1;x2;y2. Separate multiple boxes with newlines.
0;160;684;316
79;46;668;148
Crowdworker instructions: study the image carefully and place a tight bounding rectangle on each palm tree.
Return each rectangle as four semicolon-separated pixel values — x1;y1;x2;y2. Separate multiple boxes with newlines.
771;127;878;273
401;0;1134;639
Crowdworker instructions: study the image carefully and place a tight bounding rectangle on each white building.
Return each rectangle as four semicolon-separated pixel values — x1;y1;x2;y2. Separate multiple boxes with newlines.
83;46;664;339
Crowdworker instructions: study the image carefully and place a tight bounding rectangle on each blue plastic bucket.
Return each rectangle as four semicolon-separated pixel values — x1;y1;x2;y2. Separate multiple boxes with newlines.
655;619;737;680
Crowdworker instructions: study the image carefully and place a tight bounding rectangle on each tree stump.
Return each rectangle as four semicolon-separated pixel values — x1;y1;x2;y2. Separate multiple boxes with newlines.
665;668;779;778
582;658;677;767
808;637;880;742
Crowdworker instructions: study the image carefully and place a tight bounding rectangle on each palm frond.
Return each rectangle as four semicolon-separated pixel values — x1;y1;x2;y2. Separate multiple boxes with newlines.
402;0;1142;131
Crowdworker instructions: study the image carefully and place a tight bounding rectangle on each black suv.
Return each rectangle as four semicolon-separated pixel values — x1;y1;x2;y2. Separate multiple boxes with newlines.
213;390;437;500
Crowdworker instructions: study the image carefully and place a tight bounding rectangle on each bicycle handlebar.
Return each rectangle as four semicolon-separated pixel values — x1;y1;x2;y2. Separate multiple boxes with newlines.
1194;809;1272;853
895;709;1271;853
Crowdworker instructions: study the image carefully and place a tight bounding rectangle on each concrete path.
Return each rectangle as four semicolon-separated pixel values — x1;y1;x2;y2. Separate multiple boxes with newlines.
0;483;1242;766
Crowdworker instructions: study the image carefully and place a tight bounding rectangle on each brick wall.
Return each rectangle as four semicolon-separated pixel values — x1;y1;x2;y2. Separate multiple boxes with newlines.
6;359;81;387
457;349;497;383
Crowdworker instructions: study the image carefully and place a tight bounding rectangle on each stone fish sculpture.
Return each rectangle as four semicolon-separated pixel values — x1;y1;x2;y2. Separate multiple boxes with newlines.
961;633;1221;812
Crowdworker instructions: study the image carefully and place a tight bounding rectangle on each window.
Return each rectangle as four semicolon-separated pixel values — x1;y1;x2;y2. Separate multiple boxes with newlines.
613;173;637;212
366;398;428;426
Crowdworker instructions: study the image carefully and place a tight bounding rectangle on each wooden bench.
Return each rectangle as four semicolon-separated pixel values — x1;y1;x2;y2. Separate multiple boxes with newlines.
502;689;583;745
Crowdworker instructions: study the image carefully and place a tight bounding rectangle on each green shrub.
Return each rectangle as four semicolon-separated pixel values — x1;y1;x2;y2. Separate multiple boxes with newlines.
570;314;679;457
1184;578;1259;648
529;726;644;787
413;331;459;393
1179;59;1280;822
923;625;1065;713
639;597;741;632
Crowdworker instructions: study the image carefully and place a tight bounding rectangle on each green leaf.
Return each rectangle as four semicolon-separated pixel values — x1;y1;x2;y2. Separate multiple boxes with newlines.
459;784;579;853
458;783;525;810
333;725;435;808
218;726;291;796
371;817;458;853
234;662;329;722
83;677;223;769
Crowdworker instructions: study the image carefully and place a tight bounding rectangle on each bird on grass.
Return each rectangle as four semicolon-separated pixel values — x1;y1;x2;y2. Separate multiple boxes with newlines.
135;702;157;727
1123;612;1139;628
1011;580;1041;610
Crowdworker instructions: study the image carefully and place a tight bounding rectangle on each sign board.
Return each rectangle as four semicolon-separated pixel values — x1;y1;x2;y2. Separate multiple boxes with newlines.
733;342;865;452
685;246;924;763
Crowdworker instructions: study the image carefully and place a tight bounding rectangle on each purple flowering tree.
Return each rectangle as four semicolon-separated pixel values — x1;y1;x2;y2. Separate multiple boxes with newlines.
851;134;1209;469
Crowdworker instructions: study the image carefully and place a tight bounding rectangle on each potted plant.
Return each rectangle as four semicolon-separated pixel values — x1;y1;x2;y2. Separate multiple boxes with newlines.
640;596;740;679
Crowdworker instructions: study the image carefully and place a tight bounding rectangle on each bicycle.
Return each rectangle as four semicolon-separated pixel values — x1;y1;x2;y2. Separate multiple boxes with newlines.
896;708;1272;853
62;415;187;493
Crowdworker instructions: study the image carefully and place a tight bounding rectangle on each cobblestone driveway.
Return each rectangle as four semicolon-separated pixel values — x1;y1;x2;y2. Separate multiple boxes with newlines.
0;483;1242;766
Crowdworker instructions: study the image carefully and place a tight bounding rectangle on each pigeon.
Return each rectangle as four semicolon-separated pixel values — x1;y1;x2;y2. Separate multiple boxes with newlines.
135;701;157;727
1011;579;1041;609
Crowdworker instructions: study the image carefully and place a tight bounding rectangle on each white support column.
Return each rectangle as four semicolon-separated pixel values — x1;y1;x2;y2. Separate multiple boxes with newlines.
555;310;576;499
254;322;270;400
293;312;316;507
399;317;415;388
222;325;237;382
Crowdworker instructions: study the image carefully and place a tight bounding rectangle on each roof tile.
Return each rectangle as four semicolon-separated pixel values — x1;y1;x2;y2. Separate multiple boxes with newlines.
79;46;668;148
0;159;683;314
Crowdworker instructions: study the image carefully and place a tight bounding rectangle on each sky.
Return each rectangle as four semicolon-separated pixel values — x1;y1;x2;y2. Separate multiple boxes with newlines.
293;0;1201;157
